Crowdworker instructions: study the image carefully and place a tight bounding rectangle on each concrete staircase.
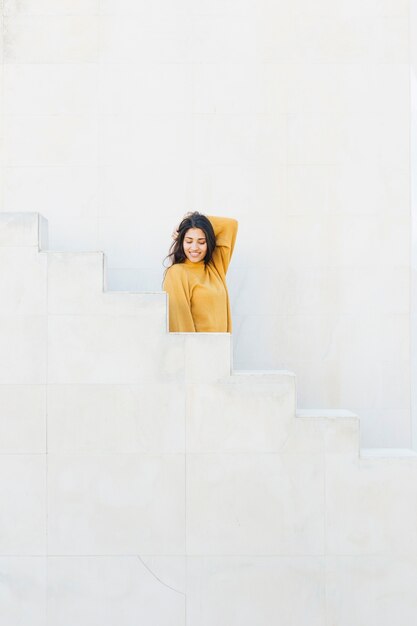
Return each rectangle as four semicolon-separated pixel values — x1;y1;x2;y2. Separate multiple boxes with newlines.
1;212;417;626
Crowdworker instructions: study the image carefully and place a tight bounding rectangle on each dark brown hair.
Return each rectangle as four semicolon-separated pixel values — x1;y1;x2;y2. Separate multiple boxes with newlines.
163;212;216;278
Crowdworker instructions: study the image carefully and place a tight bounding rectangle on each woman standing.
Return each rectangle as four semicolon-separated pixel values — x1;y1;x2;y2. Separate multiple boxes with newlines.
163;212;238;332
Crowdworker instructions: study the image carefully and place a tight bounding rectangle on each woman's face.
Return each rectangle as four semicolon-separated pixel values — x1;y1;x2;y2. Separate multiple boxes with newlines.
183;227;207;263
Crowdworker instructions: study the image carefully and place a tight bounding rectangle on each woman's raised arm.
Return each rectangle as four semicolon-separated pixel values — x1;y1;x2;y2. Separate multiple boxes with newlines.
207;215;238;275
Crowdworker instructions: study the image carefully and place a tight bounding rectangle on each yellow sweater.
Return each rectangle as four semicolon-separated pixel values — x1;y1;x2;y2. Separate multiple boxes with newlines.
163;216;238;332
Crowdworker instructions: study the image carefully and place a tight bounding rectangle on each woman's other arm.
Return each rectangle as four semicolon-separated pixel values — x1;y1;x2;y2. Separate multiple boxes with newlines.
163;265;196;332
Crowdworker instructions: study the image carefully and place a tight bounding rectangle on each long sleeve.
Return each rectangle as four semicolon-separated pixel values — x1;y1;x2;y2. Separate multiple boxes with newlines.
207;215;238;276
163;265;196;332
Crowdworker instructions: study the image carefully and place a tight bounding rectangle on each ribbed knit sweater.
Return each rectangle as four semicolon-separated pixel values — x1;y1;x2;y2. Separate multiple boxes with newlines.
163;216;238;332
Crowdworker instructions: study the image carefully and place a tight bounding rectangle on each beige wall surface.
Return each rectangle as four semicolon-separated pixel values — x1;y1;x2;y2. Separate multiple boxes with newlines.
0;0;412;447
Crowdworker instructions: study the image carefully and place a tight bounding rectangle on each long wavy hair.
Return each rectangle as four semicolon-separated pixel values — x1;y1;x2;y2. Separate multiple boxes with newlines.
163;212;216;280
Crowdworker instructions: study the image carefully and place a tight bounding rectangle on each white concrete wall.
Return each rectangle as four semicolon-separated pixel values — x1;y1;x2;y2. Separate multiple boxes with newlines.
0;0;411;447
1;212;417;625
411;0;417;448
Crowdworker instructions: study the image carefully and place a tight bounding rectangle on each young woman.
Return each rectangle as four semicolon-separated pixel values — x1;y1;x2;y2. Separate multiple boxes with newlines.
163;212;238;332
